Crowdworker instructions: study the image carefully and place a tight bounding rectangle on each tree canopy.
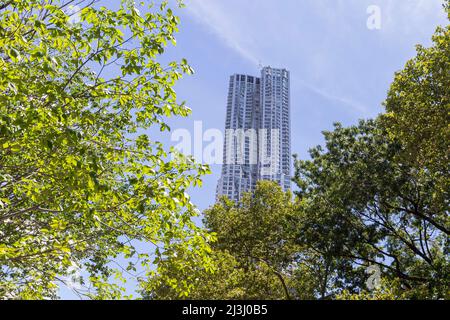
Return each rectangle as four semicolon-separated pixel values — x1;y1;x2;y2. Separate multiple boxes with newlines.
293;5;449;298
0;0;212;299
144;182;317;299
382;1;449;177
294;119;449;299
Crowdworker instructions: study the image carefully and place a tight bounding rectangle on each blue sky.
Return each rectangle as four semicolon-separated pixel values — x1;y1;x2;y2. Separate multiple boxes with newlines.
60;0;448;298
156;0;448;212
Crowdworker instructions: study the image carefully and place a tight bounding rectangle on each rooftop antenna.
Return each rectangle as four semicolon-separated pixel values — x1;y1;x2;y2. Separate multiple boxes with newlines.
258;60;264;70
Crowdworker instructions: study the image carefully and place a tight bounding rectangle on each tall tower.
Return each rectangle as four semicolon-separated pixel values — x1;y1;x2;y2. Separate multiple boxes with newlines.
216;74;260;202
216;67;291;202
259;67;291;192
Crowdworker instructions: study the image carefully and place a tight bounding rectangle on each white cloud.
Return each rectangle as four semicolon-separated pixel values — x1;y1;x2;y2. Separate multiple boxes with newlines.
295;77;369;113
185;0;371;114
185;0;260;65
183;0;447;116
382;0;447;35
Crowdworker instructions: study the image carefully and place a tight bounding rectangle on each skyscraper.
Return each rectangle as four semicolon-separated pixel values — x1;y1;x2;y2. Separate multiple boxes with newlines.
216;66;291;202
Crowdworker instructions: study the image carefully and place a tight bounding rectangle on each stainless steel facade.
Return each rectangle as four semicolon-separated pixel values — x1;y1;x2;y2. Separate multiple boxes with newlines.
216;67;291;202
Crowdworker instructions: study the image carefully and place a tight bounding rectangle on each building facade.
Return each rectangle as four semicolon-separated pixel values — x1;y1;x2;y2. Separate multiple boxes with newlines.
216;67;291;202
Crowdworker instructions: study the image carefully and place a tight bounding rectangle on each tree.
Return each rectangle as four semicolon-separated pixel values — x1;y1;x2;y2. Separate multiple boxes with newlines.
142;248;288;300
203;182;307;300
336;278;407;300
382;0;449;178
293;119;449;299
0;0;213;299
144;181;328;300
293;4;449;299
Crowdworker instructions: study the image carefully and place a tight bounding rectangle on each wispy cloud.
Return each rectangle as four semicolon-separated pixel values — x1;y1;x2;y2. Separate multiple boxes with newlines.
382;0;447;35
294;77;369;114
184;0;371;114
185;0;259;65
183;0;446;116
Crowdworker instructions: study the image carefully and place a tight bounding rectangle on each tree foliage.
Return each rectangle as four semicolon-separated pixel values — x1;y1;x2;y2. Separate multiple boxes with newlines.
382;0;449;177
144;182;331;300
202;182;307;300
0;0;212;299
294;119;449;299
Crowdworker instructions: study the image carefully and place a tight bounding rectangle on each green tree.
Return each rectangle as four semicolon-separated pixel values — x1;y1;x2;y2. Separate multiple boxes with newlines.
0;0;213;299
203;182;306;300
142;248;287;300
293;4;449;299
336;278;407;300
382;0;449;177
293;119;449;299
144;181;328;300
